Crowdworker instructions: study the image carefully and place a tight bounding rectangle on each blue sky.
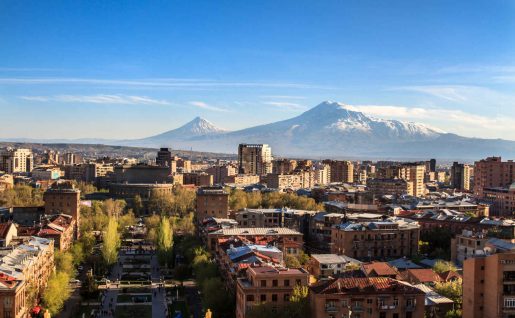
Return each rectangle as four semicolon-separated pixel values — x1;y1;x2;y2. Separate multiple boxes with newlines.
1;0;514;139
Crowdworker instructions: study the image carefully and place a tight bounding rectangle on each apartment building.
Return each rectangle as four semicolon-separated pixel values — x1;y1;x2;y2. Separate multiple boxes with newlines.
206;164;237;184
323;160;354;183
272;159;297;175
463;252;515;318
367;178;410;196
238;144;273;175
0;237;54;299
235;208;317;234
450;161;472;191
0;148;33;174
308;254;360;279
235;265;309;318
223;174;260;187
267;173;302;190
182;172;213;186
43;182;81;238
313;163;331;185
207;227;303;252
330;218;420;260
195;186;229;223
474;157;515;197
309;277;425;318
482;185;515;217
0;273;26;318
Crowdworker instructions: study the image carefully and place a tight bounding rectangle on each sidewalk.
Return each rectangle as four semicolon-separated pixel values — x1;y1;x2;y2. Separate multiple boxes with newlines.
151;255;168;318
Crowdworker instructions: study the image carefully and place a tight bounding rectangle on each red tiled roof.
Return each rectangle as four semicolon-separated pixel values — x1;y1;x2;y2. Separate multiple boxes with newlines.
407;269;442;284
362;262;398;277
439;270;462;282
311;277;424;295
0;223;13;239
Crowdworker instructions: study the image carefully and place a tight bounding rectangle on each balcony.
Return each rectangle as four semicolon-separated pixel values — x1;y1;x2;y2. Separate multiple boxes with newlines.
351;306;364;312
406;305;416;311
325;305;338;313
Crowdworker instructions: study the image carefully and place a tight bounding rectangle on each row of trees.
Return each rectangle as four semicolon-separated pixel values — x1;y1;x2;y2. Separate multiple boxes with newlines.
0;184;44;207
42;236;93;315
229;189;323;211
146;186;196;216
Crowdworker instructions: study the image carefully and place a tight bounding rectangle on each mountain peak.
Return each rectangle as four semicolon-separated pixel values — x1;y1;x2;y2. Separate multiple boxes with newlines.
180;116;226;135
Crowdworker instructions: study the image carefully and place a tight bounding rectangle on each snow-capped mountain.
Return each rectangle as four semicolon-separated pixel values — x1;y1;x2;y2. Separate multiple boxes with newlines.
7;101;515;159
126;101;515;158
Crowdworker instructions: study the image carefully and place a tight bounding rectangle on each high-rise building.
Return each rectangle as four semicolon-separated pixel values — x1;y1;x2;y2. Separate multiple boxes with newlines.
429;158;436;172
313;163;330;185
451;162;472;191
272;159;297;174
195;186;229;223
156;148;177;173
0;148;33;174
238;144;272;175
323;160;354;183
474;157;515;197
62;152;79;165
390;163;425;197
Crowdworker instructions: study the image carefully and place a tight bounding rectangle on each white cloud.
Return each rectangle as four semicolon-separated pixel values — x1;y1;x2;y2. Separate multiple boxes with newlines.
189;101;229;112
20;94;170;105
392;85;469;102
0;77;333;90
260;95;306;100
348;104;515;139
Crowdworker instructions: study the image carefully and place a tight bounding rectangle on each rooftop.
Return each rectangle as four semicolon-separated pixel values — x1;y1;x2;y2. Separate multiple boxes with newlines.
311;277;424;295
210;227;302;236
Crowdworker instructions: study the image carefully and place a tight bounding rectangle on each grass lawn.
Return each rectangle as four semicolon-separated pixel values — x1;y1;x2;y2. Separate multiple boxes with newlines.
115;305;152;318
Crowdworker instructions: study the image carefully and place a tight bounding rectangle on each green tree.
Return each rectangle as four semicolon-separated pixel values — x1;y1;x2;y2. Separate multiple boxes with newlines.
433;260;458;274
119;210;137;234
102;199;126;217
101;217;121;266
285;255;301;268
444;309;462;318
145;214;161;242
133;195;144;215
201;277;234;317
156;216;174;267
148;189;174;214
55;250;75;274
42;272;71;315
172;186;196;216
434;278;463;306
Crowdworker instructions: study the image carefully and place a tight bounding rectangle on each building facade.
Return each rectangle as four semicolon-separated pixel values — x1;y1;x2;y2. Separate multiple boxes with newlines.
238;144;273;175
195;186;229;223
0;148;33;174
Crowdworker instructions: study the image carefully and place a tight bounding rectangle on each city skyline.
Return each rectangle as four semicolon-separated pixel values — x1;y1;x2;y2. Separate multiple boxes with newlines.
1;1;515;140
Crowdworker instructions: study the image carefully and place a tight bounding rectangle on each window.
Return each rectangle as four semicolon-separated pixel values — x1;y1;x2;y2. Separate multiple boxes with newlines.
272;280;278;287
246;295;255;302
261;280;267;287
393;314;399;318
260;294;266;302
393;298;399;306
284;279;290;287
341;300;347;307
272;294;278;302
366;299;372;304
379;313;386;318
296;279;301;285
504;298;515;308
284;294;289;301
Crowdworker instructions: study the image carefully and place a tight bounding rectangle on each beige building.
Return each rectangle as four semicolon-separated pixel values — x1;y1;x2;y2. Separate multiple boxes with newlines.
0;274;26;318
313;163;331;185
267;173;303;190
223;174;260;186
323;160;354;183
206;164;237;184
238;144;272;175
451;162;472;191
0;148;33;174
0;174;14;192
0;237;54;300
235;265;309;318
482;184;515;217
